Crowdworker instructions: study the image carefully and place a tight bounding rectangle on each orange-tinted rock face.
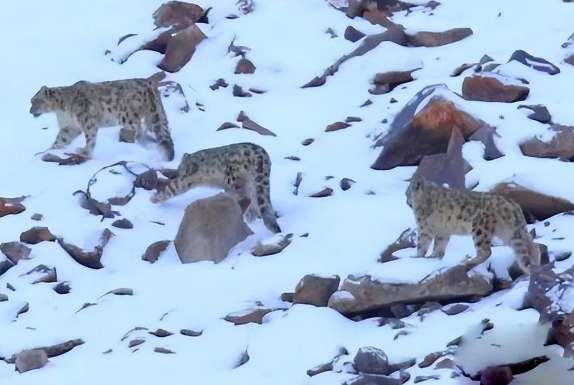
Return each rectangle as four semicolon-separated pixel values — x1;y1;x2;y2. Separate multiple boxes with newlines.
372;90;487;170
153;1;204;28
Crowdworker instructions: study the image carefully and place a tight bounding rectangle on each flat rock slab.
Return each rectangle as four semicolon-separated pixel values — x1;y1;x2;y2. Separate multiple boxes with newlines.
328;266;492;316
462;75;529;103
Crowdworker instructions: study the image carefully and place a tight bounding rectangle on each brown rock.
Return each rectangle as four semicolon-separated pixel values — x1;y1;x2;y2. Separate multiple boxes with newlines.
15;349;48;373
235;58;256;74
0;242;31;264
20;227;56;245
0;198;25;218
22;265;57;284
372;85;488;170
344;26;366;42
309;187;334;198
58;228;114;269
370;69;417;94
233;84;252;97
294;274;340;307
490;183;574;222
462;75;529;103
480;366;513;385
141;240;170;263
252;234;292;257
53;281;71;294
237;111;277;136
224;307;273;325
418;351;445;368
31;213;43;221
217;122;240;131
174;193;252;264
180;329;203;337
156;23;206;73
407;28;473;47
153;1;204;28
441;303;469;315
379;228;416;263
210;78;229;90
302;138;314;146
326;121;351;132
520;125;574;161
328;265;492;316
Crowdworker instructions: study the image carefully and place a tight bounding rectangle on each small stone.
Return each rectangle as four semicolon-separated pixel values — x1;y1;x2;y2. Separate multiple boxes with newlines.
15;349;48;373
128;339;145;348
233;84;252;97
345;116;362;123
235;58;256;74
419;352;445;368
294;274;340;307
0;293;7;302
0;242;31;264
434;358;455;370
360;99;373;107
354;346;390;375
326;121;351;132
19;227;56;245
441;303;469;315
180;329;203;337
53;282;71;295
344;26;365;42
154;347;175;354
112;218;133;229
31;213;43;221
309;187;333;198
340;178;356;191
217;122;240;131
390;98;398;103
302;138;314;146
210;78;228;90
414;375;440;383
141;240;171;263
284;156;300;161
150;328;173;337
224;308;273;325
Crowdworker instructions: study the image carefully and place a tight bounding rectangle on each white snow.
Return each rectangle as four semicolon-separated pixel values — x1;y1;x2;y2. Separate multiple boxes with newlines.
1;0;574;384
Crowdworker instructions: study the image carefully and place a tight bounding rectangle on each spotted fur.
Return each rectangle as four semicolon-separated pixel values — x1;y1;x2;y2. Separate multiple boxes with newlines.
30;76;174;160
406;179;540;274
151;142;281;233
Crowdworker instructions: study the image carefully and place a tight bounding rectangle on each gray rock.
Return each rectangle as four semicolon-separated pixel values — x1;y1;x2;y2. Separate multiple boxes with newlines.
15;349;48;373
174;193;252;263
354;346;390;375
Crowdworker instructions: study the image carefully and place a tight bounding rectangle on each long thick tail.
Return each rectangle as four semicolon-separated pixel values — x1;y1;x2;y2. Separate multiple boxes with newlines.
147;85;175;161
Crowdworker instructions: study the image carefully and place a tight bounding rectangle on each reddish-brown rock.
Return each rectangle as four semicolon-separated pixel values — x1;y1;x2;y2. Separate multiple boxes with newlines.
370;69;417;94
344;26;366;42
0;198;25;218
20;227;56;245
372;85;488;170
407;28;473;47
294;274;340;307
235;58;256;74
158;24;206;73
153;1;204;28
490;182;574;222
462;75;529;103
326;121;351;132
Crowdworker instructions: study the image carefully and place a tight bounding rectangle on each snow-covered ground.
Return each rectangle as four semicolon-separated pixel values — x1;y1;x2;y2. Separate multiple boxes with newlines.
1;0;574;383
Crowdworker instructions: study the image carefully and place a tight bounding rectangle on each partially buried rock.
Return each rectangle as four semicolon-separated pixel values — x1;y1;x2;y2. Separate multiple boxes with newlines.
15;349;48;373
509;50;560;75
490;182;574;222
174;193;252;264
462;74;529;103
407;28;473;47
345;26;366;42
141;240;170;263
518;104;551;124
235;58;256;74
53;281;71;294
309;187;334;198
370;69;417;94
224;307;273;325
354;346;390;375
0;197;26;218
344;374;400;385
326;121;351;132
112;218;133;229
340;178;355;191
233;84;252;97
520;125;574;161
294;274;340;307
251;234;292;257
329;266;492;316
0;242;31;264
20;227;56;245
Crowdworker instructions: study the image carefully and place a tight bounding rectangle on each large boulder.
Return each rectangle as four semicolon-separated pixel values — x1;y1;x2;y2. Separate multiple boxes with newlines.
462;74;529;103
490;183;574;223
372;84;489;170
174;193;252;264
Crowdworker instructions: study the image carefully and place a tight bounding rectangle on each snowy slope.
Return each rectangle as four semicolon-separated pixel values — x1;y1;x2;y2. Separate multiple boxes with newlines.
1;0;574;384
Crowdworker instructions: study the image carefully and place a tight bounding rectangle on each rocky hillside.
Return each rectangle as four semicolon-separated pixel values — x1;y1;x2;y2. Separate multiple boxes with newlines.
1;0;574;384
